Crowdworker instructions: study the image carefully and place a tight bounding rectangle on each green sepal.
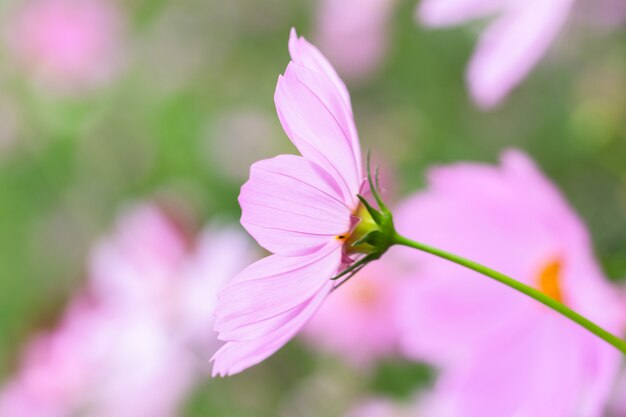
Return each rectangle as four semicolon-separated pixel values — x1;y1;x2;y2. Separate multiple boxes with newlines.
357;194;382;224
351;230;385;248
366;150;388;212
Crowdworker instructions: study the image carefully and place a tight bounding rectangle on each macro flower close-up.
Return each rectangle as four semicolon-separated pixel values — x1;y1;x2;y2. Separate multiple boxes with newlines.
0;1;625;416
211;29;381;376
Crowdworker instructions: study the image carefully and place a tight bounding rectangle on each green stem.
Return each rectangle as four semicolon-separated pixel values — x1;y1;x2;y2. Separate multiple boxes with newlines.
393;232;626;355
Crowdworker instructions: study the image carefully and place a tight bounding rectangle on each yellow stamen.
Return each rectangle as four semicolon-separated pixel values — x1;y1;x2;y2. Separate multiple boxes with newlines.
336;203;379;252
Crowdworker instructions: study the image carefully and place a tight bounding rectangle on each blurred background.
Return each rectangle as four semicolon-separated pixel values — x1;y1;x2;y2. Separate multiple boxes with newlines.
0;0;624;416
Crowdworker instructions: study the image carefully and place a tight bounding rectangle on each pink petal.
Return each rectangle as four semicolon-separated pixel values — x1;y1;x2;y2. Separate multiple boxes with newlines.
212;246;340;376
239;154;352;256
432;314;620;417
214;242;342;336
288;28;353;128
275;66;360;206
500;150;585;244
216;303;305;342
289;28;363;175
467;0;575;108
574;329;623;417
395;267;533;365
212;284;332;377
275;30;363;205
288;61;360;169
434;317;586;417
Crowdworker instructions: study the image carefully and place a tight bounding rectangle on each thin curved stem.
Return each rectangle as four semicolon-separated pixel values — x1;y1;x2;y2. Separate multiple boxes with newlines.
393;232;626;355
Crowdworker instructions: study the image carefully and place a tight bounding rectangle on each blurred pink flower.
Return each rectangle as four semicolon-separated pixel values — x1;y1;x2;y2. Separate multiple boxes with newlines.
0;204;253;417
211;28;367;376
302;261;403;367
394;150;624;417
4;0;124;92
315;0;396;81
418;0;575;108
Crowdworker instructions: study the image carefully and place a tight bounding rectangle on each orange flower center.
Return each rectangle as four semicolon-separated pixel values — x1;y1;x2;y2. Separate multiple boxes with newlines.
337;203;378;253
536;258;564;303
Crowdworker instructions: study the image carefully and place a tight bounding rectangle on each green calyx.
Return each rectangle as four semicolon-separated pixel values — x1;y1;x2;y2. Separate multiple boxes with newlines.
331;152;396;288
347;195;394;256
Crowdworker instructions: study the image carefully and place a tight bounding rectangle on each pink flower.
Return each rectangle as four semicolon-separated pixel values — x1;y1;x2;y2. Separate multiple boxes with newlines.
211;28;372;376
314;0;397;81
394;150;624;417
0;204;253;417
418;0;575;108
302;260;403;367
4;0;124;92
